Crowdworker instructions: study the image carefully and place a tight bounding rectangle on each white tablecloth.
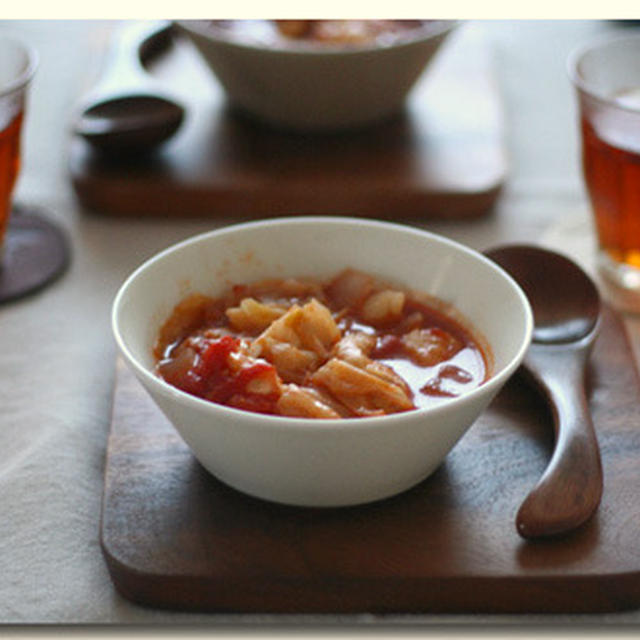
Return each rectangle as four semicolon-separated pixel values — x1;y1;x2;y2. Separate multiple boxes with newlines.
1;19;639;628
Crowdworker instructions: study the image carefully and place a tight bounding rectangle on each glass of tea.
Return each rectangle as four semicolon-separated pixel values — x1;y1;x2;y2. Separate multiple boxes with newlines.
570;34;640;299
0;35;69;303
0;36;35;254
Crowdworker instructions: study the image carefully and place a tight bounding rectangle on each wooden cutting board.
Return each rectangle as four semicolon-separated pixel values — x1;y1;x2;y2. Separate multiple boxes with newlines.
70;23;506;220
101;305;640;614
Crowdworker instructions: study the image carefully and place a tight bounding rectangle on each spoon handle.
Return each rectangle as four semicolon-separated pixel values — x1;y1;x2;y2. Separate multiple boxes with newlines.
517;345;603;539
87;20;172;97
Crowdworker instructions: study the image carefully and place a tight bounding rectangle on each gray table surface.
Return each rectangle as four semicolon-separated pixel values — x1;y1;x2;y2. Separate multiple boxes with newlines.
1;18;639;629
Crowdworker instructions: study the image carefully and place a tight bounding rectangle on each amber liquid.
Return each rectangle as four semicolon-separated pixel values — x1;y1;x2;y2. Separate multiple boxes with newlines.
582;112;640;269
0;111;23;247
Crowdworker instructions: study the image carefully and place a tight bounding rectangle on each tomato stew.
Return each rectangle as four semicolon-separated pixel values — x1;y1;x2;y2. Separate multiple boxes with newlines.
154;269;490;419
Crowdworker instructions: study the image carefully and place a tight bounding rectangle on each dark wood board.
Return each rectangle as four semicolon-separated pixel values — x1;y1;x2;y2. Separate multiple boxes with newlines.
101;305;640;614
71;24;506;220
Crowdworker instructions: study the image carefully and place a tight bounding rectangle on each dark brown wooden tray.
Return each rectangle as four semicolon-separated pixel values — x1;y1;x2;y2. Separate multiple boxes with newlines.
70;24;506;220
101;305;640;614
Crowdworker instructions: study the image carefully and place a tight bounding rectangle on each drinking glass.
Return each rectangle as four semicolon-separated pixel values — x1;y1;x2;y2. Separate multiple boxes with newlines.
0;34;69;303
0;35;35;251
569;34;640;298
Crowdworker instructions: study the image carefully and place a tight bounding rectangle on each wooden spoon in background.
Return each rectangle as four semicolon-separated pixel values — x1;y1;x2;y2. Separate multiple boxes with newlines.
73;21;185;156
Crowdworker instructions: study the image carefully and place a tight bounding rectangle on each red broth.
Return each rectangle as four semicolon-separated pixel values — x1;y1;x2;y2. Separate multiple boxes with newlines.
155;269;490;419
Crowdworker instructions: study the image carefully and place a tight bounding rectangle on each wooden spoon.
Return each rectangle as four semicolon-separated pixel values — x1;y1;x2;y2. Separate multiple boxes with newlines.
73;21;184;155
485;244;603;539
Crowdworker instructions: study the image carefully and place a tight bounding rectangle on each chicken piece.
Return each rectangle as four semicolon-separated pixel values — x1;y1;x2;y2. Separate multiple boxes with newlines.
325;269;375;312
254;339;318;385
226;297;286;334
333;331;411;395
252;298;341;383
402;327;463;367
360;290;405;326
333;331;376;367
154;293;222;359
236;277;326;307
274;20;313;39
259;298;340;355
311;357;414;416
309;20;382;44
277;383;344;419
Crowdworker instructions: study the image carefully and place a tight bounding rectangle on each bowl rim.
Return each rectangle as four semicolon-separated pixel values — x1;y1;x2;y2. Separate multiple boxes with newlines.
174;19;459;57
112;216;533;431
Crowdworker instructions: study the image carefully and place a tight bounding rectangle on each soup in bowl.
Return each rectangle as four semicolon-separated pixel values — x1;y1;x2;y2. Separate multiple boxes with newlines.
112;217;532;507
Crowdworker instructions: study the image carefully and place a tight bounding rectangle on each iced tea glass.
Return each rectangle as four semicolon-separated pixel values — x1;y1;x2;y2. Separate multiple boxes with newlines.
0;35;36;257
570;34;640;294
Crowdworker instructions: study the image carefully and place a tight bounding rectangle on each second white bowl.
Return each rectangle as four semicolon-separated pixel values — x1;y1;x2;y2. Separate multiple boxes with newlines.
175;20;456;131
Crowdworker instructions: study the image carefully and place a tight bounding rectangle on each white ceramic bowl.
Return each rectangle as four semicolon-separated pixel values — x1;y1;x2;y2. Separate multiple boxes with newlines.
112;217;532;507
174;20;456;131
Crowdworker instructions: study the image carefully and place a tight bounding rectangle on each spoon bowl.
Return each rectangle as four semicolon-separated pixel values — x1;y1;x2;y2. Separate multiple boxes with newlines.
76;94;184;154
485;244;603;539
490;245;600;344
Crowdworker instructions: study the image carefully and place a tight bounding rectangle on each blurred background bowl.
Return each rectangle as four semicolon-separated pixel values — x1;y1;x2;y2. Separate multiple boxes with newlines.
174;19;457;132
112;217;532;507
